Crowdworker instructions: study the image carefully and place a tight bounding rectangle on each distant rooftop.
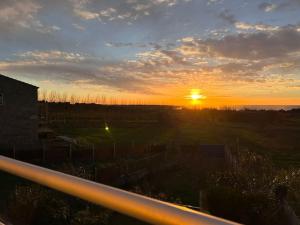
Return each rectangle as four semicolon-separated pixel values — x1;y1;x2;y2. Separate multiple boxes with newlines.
0;74;38;89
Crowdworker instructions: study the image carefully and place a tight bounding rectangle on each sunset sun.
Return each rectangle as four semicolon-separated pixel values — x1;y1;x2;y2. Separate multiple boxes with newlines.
186;89;207;105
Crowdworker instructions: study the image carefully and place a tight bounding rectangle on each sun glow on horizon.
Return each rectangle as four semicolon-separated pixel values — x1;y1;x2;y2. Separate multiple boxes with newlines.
186;89;207;106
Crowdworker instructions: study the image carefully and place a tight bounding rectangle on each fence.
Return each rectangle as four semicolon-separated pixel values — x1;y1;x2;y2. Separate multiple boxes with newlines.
0;143;167;163
0;155;240;225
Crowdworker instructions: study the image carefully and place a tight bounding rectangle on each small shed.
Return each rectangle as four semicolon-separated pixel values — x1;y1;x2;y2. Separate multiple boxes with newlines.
0;74;39;150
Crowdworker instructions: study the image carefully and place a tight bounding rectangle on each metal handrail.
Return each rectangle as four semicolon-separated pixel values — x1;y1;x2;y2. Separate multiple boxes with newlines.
0;156;240;225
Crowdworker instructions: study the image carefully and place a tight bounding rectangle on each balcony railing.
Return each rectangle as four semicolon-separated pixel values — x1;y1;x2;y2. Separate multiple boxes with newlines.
0;155;240;225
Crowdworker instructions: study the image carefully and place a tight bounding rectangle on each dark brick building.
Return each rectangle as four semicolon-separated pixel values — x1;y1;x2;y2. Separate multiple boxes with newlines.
0;74;39;150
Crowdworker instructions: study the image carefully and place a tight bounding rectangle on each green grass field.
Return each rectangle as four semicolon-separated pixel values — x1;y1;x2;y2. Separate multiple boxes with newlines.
54;114;300;168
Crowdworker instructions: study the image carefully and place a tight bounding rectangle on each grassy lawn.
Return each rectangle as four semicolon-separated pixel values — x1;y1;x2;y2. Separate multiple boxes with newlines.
55;125;175;146
54;116;300;168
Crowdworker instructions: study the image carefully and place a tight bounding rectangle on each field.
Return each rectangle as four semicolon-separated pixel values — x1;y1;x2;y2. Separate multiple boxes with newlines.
52;107;300;168
1;104;300;225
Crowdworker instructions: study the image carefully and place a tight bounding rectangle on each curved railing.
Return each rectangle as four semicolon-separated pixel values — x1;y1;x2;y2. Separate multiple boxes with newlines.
0;155;240;225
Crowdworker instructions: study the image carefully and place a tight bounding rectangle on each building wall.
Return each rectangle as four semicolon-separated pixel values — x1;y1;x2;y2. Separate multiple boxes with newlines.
0;76;39;150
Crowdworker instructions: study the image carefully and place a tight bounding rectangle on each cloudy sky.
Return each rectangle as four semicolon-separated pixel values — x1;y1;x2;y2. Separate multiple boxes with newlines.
1;0;300;106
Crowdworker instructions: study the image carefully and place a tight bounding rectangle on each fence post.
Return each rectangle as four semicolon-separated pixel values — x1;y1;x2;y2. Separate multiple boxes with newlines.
92;144;95;162
69;143;73;161
199;190;204;210
94;166;98;181
113;142;116;159
42;142;46;163
13;145;16;159
131;140;135;154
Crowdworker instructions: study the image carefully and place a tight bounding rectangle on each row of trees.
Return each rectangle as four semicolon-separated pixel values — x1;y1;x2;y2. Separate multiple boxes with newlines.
38;90;163;105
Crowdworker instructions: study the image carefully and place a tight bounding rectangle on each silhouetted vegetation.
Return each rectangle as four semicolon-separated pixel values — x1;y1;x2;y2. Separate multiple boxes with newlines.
1;105;300;225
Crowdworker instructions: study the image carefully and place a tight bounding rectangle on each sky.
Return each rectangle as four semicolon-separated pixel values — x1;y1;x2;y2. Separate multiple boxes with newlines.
0;0;300;107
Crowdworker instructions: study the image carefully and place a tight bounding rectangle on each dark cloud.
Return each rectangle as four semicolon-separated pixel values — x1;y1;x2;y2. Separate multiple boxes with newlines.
131;25;300;83
218;9;236;24
106;42;148;48
202;26;300;60
69;0;190;22
0;0;60;34
0;0;73;55
0;51;159;94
